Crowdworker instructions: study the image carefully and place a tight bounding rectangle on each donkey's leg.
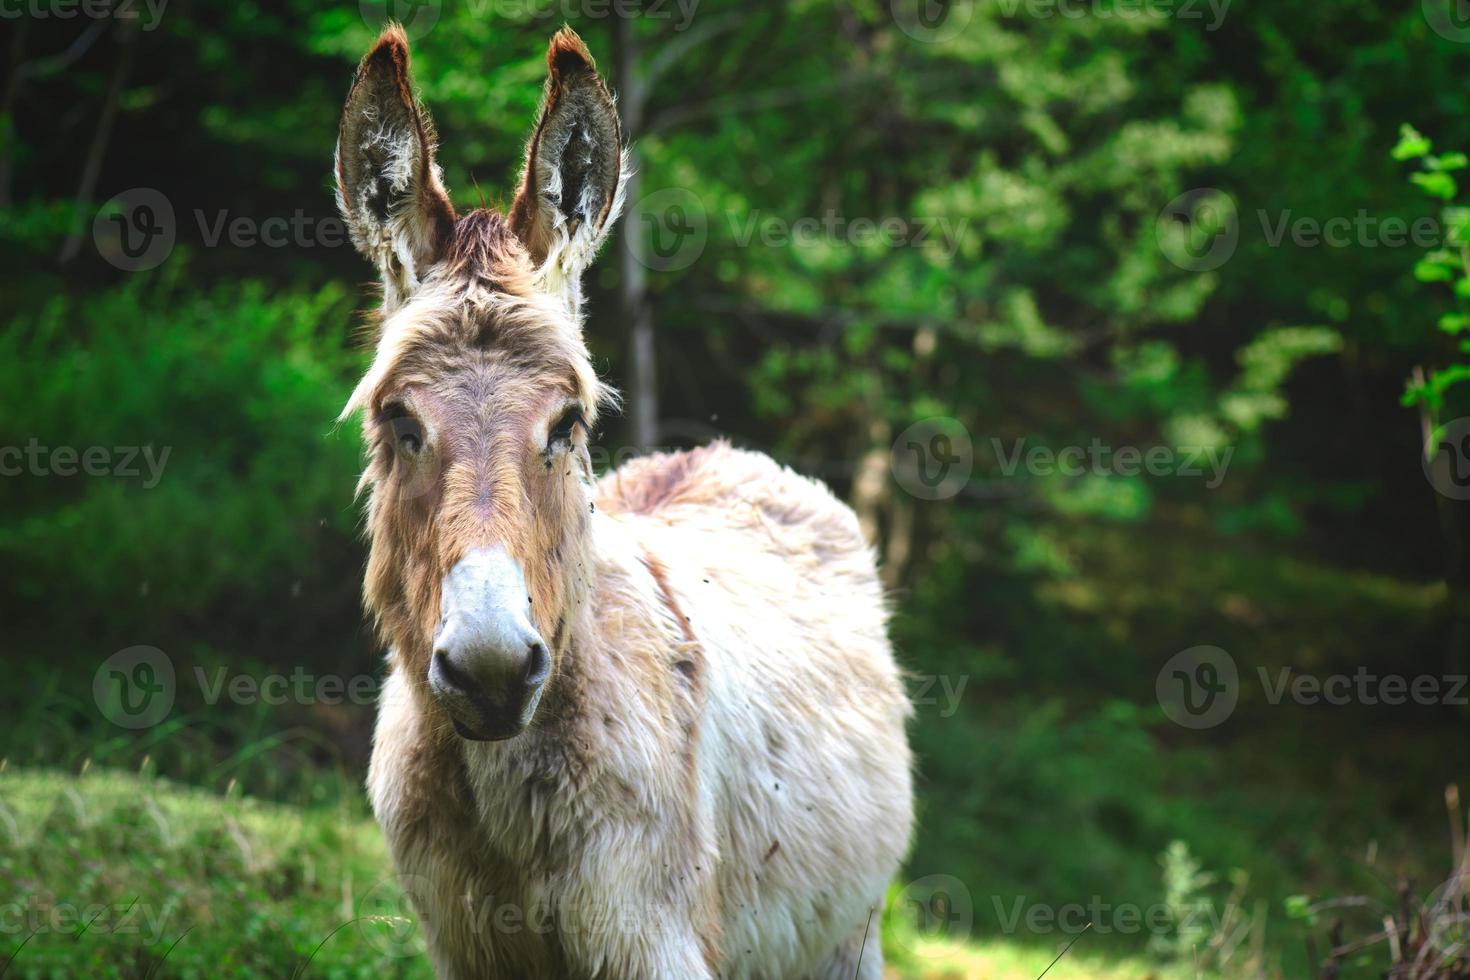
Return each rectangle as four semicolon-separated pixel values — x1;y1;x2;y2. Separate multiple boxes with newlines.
807;915;883;980
572;928;713;980
558;887;716;980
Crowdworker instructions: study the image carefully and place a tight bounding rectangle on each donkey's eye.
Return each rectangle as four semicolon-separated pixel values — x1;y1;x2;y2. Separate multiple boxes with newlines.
395;422;424;455
379;403;425;457
548;408;584;448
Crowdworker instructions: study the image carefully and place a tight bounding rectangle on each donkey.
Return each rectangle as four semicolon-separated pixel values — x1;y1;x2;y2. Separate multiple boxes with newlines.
335;24;914;979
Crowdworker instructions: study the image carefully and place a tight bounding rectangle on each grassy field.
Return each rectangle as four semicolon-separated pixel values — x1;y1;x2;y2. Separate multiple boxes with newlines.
6;524;1463;978
0;767;1211;979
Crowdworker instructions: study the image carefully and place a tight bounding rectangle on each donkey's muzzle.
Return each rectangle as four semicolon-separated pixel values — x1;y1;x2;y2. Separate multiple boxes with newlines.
429;546;550;741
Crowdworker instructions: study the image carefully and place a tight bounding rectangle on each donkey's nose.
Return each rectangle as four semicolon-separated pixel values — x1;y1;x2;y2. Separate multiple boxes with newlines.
428;545;550;741
431;628;546;697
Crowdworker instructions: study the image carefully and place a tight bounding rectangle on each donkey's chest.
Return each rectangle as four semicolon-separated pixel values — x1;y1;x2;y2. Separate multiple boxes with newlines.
373;773;581;978
374;727;675;978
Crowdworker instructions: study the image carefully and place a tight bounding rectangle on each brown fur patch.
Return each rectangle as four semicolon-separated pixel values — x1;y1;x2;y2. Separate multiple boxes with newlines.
640;550;696;645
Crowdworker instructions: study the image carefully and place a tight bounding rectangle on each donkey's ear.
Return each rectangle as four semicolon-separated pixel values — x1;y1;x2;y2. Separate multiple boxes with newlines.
336;25;456;311
509;27;625;310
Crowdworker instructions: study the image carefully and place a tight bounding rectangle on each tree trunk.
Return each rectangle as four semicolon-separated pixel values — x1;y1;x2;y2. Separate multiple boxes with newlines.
614;17;657;452
58;19;139;264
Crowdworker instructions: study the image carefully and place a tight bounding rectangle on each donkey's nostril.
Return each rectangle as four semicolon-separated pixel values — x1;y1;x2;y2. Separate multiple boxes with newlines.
524;642;550;687
432;649;478;696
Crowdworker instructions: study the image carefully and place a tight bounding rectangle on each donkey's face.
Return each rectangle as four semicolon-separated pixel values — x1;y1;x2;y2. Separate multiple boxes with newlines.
336;25;624;741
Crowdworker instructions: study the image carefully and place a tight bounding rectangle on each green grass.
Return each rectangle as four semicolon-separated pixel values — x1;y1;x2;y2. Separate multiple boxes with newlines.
0;767;431;979
0;767;1218;979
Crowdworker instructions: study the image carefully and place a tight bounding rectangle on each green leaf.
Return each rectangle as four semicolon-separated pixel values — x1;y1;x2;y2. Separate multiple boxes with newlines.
1411;171;1458;201
1431;152;1470;172
1284;895;1315;923
1439;312;1470;334
1392;123;1433;161
1414;258;1455;282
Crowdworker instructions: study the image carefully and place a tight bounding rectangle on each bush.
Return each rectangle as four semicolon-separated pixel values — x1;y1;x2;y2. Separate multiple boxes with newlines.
0;261;367;652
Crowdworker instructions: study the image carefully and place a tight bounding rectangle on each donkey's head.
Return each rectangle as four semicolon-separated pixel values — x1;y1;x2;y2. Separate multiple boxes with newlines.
336;25;624;741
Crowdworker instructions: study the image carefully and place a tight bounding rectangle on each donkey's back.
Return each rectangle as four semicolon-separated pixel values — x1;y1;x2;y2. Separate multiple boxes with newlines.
598;442;914;979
